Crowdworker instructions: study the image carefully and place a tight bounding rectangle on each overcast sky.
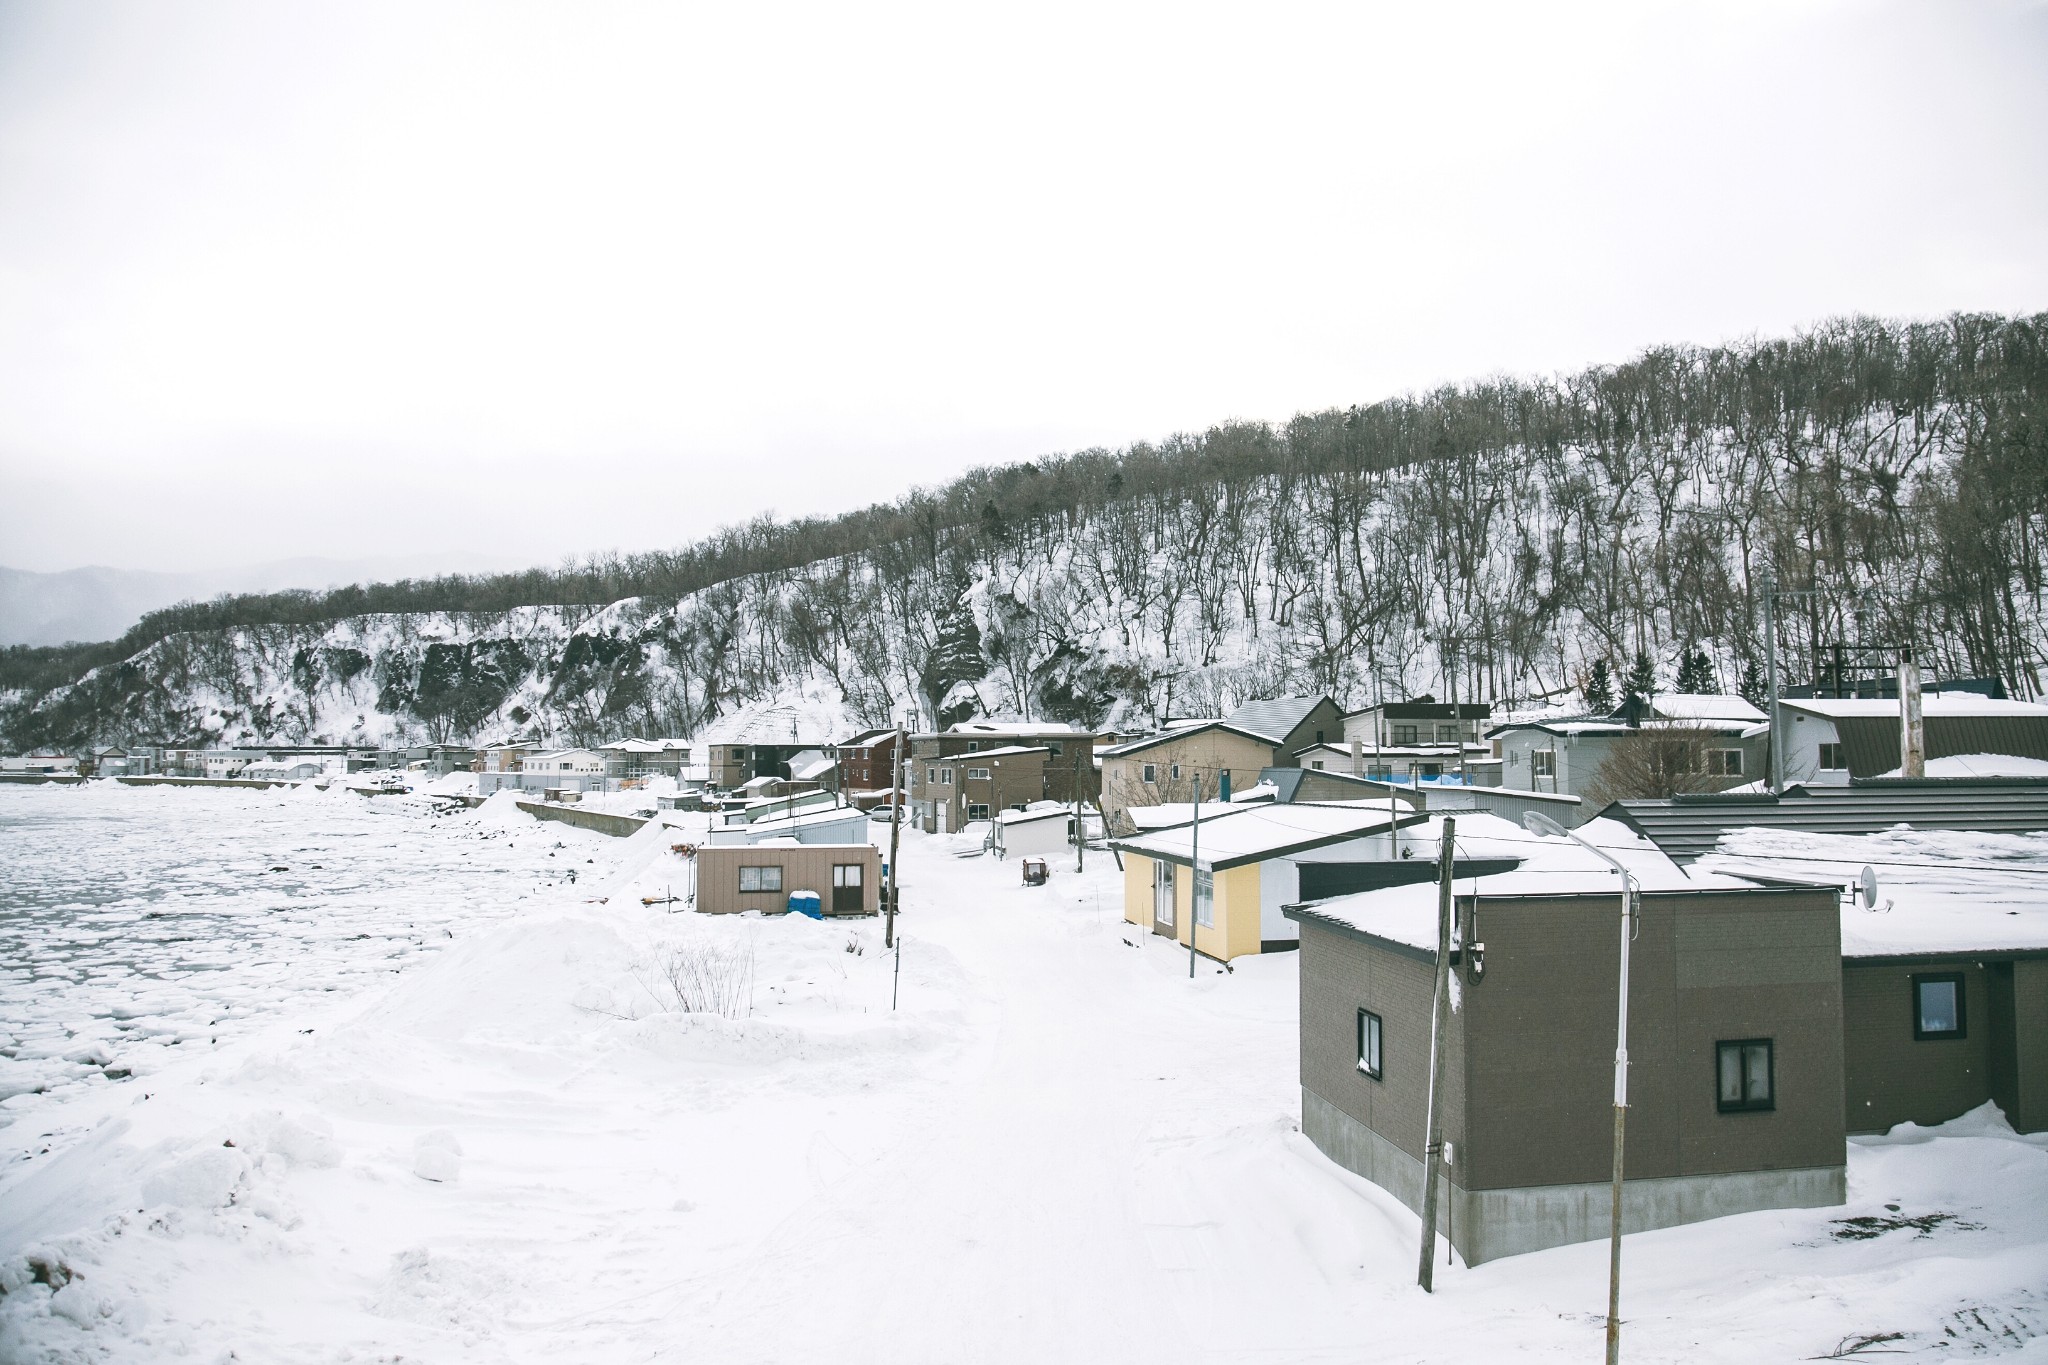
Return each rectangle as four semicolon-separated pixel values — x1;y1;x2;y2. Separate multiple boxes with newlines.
1;1;2044;576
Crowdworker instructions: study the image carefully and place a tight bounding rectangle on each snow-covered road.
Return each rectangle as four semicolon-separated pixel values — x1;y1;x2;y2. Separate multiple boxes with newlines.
2;787;2045;1362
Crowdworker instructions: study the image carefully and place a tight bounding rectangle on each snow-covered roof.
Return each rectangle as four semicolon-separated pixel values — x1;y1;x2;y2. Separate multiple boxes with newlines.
1693;825;2048;958
1100;722;1282;757
1782;695;2048;721
601;738;664;753
1650;693;1768;723
994;806;1074;826
742;806;871;837
1871;754;2048;779
1223;696;1329;743
1112;802;1424;871
788;750;838;781
942;745;1048;760
1294;814;1742;952
1489;717;1638;738
697;694;851;746
945;720;1085;736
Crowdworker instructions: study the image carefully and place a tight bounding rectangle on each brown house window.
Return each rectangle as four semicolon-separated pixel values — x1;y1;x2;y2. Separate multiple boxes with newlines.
1715;1039;1774;1113
1357;1009;1383;1079
738;865;783;893
1912;974;1966;1040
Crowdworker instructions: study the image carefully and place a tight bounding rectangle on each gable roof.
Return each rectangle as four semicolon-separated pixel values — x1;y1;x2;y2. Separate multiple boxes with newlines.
1650;693;1767;724
1224;696;1331;743
1099;722;1285;758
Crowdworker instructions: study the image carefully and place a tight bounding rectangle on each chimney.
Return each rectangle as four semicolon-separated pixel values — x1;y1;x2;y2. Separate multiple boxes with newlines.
1899;649;1925;778
1351;738;1364;776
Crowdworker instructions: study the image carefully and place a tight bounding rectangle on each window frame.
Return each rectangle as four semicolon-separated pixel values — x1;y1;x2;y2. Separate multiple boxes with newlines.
1194;868;1214;927
738;865;784;894
1532;748;1557;778
967;803;990;821
1142;763;1157;784
1911;972;1967;1041
966;766;990;781
1818;742;1845;771
1356;1008;1383;1080
1393;724;1418;746
1714;1037;1775;1114
1708;748;1744;776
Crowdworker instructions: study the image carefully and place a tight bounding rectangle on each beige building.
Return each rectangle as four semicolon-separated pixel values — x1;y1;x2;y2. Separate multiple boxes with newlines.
911;745;1051;833
694;840;881;916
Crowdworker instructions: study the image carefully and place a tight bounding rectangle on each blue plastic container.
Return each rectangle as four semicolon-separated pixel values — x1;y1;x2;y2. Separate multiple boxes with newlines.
787;890;823;919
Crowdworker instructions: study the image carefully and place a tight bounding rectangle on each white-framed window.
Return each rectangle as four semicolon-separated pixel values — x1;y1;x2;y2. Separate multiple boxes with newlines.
1818;743;1845;770
1707;749;1744;776
1533;749;1557;778
1142;763;1157;784
1170;763;1182;781
1357;1009;1383;1079
926;766;937;783
966;767;990;781
739;865;783;893
1194;868;1214;927
942;769;953;785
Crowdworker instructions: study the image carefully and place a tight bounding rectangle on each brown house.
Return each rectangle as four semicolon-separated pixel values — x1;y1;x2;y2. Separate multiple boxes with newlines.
1842;948;2048;1134
1285;816;1847;1265
906;722;1097;817
835;728;903;800
694;841;880;916
912;745;1050;833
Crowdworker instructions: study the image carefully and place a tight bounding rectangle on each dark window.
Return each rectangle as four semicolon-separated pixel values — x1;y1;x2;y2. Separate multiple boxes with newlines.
1912;973;1966;1040
1716;1038;1774;1112
1315;729;1325;743
967;804;989;821
1818;742;1845;770
1393;725;1418;745
1357;1009;1383;1079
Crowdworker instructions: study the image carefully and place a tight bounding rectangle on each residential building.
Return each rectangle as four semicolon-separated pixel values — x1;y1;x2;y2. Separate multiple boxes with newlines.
1287;814;1847;1265
1601;778;2048;864
911;745;1050;833
906;722;1098;808
1777;694;2048;785
3;751;80;775
600;738;690;781
1489;694;1767;801
835;728;903;798
1098;696;1343;834
694;840;881;916
1108;803;1432;961
481;748;605;795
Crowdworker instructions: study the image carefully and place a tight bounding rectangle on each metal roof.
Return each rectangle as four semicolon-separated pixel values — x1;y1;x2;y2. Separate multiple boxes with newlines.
1223;695;1330;743
1601;778;2048;864
1828;713;2048;778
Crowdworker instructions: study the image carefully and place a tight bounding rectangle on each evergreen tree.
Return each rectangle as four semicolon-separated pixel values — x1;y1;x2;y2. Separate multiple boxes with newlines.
1738;659;1767;709
1624;650;1656;703
1675;646;1717;694
1583;658;1615;713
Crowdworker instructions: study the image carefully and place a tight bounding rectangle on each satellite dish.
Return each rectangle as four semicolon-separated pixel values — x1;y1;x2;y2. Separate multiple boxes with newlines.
1859;865;1879;909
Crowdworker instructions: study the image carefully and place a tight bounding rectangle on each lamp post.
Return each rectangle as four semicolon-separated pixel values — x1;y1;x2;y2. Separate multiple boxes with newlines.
1522;810;1636;1365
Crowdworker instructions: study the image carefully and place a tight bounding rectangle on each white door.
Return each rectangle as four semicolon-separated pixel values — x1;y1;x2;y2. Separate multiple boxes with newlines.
1153;862;1176;931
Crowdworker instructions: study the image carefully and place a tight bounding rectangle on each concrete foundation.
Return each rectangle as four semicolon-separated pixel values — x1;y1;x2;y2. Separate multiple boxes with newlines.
1304;1087;1846;1265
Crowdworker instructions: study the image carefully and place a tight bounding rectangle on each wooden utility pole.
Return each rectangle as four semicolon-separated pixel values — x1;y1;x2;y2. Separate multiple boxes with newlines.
1417;816;1457;1291
1073;747;1085;873
1187;773;1203;979
885;720;906;948
1900;648;1926;778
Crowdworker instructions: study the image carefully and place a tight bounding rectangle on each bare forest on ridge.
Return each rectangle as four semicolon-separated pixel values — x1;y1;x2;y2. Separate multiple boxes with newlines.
3;312;2044;750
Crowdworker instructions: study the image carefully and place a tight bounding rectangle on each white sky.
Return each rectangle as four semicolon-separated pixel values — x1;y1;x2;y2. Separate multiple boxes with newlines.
1;0;2044;575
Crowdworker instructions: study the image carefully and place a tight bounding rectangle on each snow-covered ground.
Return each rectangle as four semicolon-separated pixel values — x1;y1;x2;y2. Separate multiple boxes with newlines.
2;785;2046;1362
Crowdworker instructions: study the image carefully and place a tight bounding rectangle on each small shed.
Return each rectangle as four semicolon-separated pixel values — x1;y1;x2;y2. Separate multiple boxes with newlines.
695;840;881;917
989;806;1079;859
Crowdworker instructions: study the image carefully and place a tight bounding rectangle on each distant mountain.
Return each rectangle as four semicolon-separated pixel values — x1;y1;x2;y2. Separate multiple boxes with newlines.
0;554;528;647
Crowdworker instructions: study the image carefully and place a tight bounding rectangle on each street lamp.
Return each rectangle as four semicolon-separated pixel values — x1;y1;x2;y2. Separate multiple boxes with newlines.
1522;810;1636;1365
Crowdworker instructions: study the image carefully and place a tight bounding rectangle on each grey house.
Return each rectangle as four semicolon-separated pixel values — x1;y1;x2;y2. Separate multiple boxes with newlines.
1286;816;1846;1265
1490;694;1768;800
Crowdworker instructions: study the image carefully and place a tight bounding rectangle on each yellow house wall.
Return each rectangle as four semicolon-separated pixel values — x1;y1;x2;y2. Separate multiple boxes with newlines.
1123;853;1153;927
1121;852;1266;961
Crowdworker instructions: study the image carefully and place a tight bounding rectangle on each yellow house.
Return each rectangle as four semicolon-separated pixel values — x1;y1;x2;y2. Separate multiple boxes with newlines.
1110;803;1424;961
